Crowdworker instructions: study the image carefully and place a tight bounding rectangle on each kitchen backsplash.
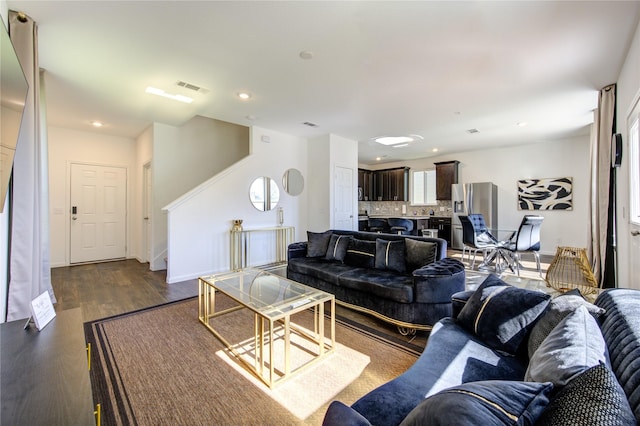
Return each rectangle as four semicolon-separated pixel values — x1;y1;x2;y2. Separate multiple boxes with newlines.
359;200;453;217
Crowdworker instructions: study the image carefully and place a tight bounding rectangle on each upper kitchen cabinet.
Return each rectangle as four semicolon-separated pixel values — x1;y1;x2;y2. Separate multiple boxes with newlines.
434;161;459;200
374;167;409;201
358;168;374;201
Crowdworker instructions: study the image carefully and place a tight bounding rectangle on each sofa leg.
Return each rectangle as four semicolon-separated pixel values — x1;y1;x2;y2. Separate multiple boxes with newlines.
397;326;416;336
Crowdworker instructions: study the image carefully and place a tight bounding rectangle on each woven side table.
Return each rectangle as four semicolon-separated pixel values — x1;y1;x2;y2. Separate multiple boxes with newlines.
545;246;599;295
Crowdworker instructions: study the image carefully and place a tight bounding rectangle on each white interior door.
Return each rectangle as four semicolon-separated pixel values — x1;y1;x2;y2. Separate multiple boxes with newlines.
143;163;152;263
334;166;354;230
70;163;127;263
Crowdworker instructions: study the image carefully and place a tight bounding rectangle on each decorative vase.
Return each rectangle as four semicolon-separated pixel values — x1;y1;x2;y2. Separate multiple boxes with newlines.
231;219;243;232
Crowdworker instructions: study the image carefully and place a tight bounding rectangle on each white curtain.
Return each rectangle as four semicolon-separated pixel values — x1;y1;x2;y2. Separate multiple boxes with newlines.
6;11;54;321
588;84;615;286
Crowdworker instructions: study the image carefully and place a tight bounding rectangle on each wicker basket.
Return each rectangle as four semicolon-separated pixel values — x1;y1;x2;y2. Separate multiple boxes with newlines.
545;246;599;295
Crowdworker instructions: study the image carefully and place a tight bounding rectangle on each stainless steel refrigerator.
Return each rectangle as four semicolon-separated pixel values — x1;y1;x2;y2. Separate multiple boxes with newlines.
451;182;498;250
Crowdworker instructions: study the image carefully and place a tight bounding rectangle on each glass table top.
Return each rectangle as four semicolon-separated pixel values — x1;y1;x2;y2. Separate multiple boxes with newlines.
200;269;333;319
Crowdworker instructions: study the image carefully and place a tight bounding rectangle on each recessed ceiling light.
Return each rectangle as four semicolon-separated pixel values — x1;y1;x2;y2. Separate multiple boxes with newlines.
376;157;382;161
145;86;193;104
91;120;103;128
432;148;439;152
237;92;251;100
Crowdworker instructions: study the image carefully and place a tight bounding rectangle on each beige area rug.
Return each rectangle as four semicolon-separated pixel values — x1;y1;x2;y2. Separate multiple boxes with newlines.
85;296;419;425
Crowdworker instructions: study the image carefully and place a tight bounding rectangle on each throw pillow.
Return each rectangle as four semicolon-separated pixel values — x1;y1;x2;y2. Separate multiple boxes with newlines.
399;380;553;426
527;289;606;358
457;274;551;355
405;238;437;271
374;239;406;274
324;234;352;262
525;305;608;387
344;238;376;268
306;230;332;257
536;363;636;426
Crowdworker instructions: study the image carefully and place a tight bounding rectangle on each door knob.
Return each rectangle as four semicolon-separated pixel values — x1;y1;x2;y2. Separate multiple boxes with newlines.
632;230;640;236
72;217;77;221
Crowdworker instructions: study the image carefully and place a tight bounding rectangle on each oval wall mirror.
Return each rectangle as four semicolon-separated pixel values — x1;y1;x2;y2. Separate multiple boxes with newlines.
249;176;280;211
282;168;304;196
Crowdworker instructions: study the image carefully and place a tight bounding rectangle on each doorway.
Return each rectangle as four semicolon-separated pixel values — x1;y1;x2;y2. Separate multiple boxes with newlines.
334;166;354;230
70;163;127;264
143;162;152;263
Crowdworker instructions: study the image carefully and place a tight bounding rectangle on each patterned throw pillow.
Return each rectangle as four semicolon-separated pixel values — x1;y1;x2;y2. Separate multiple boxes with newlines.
527;289;606;358
457;274;551;355
324;234;352;262
344;238;376;268
306;230;332;257
536;364;636;426
374;239;406;274
405;238;437;271
399;380;553;426
525;306;608;387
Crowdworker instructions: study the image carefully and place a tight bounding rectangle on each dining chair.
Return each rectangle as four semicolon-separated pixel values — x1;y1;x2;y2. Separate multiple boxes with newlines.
505;215;544;277
459;214;499;269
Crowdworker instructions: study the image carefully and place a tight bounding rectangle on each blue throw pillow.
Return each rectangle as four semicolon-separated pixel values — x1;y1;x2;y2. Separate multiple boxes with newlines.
525;306;608;387
344;238;376;268
374;239;406;274
307;230;332;257
324;234;352;262
536;363;636;425
399;380;553;426
457;274;551;355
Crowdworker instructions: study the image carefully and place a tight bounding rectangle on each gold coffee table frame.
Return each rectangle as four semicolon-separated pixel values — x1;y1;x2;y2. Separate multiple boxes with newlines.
198;269;335;388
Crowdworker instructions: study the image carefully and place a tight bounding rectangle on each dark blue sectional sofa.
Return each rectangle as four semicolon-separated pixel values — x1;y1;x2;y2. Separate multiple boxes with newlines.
322;280;640;426
287;229;465;332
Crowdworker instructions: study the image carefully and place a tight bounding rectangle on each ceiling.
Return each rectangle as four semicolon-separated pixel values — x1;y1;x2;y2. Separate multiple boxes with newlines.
6;1;640;165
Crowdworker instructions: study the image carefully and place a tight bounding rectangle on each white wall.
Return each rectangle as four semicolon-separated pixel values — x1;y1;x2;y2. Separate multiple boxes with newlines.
375;136;591;256
1;1;9;322
615;18;640;289
149;117;250;270
164;126;308;283
133;125;153;262
48;126;137;267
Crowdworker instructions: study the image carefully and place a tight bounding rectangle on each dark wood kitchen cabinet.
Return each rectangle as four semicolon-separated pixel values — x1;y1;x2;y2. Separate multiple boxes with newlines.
429;216;452;246
434;161;459;200
358;168;374;201
362;167;409;201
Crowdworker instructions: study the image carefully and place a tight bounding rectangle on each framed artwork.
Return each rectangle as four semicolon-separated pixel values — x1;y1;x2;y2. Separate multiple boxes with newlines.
517;177;573;210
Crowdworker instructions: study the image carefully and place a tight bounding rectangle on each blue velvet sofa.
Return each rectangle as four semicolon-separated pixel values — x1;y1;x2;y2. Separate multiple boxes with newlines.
323;278;640;426
287;230;465;332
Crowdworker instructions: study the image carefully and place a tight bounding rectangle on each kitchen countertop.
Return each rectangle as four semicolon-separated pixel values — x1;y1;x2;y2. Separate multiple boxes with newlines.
365;215;451;219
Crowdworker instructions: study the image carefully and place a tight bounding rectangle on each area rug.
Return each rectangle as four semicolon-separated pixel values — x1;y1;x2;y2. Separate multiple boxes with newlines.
85;296;420;425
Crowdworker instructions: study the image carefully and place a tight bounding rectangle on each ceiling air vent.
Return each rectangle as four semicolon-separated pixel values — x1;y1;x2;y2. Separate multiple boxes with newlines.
466;128;480;134
176;81;210;94
302;121;319;128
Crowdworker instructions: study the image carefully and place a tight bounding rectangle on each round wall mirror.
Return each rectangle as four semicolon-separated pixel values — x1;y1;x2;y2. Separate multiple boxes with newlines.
249;176;280;211
282;168;304;196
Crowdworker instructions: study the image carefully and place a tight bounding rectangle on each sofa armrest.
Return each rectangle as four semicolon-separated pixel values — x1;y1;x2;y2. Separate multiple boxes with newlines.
322;401;371;426
287;241;308;260
412;258;466;304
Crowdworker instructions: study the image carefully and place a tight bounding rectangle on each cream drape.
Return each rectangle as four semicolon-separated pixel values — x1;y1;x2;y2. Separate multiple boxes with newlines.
588;84;615;286
6;11;54;321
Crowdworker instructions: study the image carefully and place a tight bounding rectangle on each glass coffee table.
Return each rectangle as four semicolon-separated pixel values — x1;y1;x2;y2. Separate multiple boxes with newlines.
198;268;335;388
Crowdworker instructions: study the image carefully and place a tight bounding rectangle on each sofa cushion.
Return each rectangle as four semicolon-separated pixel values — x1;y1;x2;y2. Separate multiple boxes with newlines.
457;274;551;355
287;257;355;286
400;380;553;426
536;363;636;426
307;230;332;257
405;238;437;271
338;269;414;303
325;234;352;262
527;289;606;358
344;238;376;268
374;239;407;274
525;305;608;387
323;401;372;426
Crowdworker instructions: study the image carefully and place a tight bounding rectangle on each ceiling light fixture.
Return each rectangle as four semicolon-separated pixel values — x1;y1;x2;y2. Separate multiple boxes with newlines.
432;148;439;153
299;50;313;60
91;120;103;128
392;143;409;148
237;92;251;100
373;134;423;146
145;87;193;104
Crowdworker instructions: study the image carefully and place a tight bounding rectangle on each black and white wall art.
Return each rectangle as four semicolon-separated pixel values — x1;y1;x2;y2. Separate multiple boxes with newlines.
517;177;573;210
